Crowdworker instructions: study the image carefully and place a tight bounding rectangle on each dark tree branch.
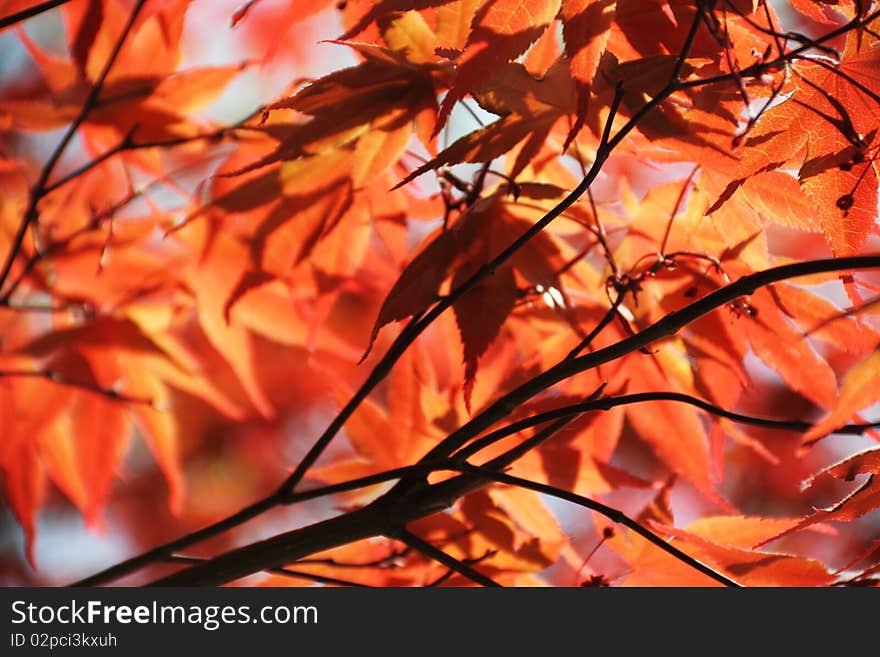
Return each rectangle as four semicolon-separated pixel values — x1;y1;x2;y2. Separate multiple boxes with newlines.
402;256;880;483
165;555;371;588
275;9;700;496
565;294;624;360
0;0;74;31
145;439;740;587
454;464;741;588
67;10;880;588
453;391;880;463
73;496;280;587
427;551;496;587
393;528;502;588
81;255;880;587
72;463;445;586
275;4;880;499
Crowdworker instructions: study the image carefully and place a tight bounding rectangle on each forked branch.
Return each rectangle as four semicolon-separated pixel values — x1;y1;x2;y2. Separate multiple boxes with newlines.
58;6;880;588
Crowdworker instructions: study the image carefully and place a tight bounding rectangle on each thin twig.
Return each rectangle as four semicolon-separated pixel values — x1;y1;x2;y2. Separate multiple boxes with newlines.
275;6;717;497
454;463;740;587
453;391;880;463
0;0;149;295
393;528;502;588
0;0;74;31
72;462;450;586
427;551;497;587
403;256;880;480
565;293;625;360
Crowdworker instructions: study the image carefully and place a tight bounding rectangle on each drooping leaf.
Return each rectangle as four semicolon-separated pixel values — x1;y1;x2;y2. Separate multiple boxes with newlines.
396;60;576;186
367;192;565;397
736;171;821;233
436;0;563;131
755;454;880;548
624;346;719;503
435;0;484;54
251;42;439;171
453;258;518;408
769;283;880;355
69;0;103;78
458;489;564;573
365;227;458;357
648;517;836;586
560;0;616;142
744;290;839;409
803;349;880;443
561;0;616;88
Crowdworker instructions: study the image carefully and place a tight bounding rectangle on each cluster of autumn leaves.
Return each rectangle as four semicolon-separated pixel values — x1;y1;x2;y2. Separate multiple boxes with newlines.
0;0;879;586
